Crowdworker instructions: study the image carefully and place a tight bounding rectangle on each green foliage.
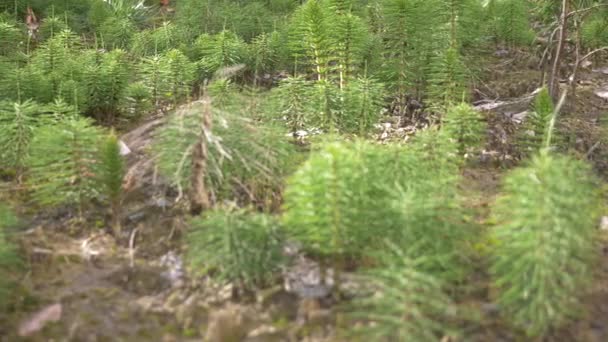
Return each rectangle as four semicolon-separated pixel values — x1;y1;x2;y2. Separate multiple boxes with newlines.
0;99;73;175
428;47;469;108
173;0;215;41
491;152;601;337
518;87;554;155
0;205;20;310
381;0;446;99
309;79;342;131
327;0;355;14
29;29;83;79
130;22;180;57
288;0;335;79
99;132;123;202
333;12;370;84
38;15;69;41
98;16;135;50
99;132;124;234
121;81;153;119
139;55;164;106
581;12;608;49
349;253;455;341
26;116;105;212
269;74;384;135
442;102;485;156
175;0;294;42
154;99;297;207
0;19;25;58
248;32;281;82
160;49;195;105
99;0;149;25
140;49;195;106
286;0;371;83
228;2;276;41
452;0;488;50
341;76;385;135
84;49;131;124
207;79;237;109
490;0;534;47
29;29;93;108
282;136;466;272
272;76;312;132
187;207;283;289
87;0;114;30
0;62;54;104
393;130;470;278
283;140;365;258
196;30;247;80
0;100;44;173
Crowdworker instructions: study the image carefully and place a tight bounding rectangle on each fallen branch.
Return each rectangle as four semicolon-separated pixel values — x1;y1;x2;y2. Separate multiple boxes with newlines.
129;227;139;268
586;141;601;159
567;4;608;19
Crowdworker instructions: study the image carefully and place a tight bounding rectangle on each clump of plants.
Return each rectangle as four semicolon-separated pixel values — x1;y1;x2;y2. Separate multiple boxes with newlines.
282;140;374;260
0;205;20;310
282;134;469;278
154;97;298;209
442;102;486;157
518;87;554;156
130;22;180;57
140;49;196;107
0;18;25;58
428;47;469;109
196;30;247;80
84;49;131;124
99;132;124;235
186;207;284;290
26;116;105;214
121;81;153;120
394;130;472;278
269;75;384;135
0;100;76;177
581;12;608;49
487;0;534;47
348;251;456;341
0;100;45;175
491;151;601;337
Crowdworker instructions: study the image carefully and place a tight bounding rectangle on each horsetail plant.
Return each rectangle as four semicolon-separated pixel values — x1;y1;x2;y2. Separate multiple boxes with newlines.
187;207;284;290
491;152;601;337
26;116;105;216
442;102;486;157
348;249;456;341
518;87;554;156
99;132;124;236
0;205;20;311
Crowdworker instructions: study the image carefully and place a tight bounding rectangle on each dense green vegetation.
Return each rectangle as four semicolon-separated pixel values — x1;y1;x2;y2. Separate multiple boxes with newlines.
0;206;19;310
492;151;601;336
1;0;607;339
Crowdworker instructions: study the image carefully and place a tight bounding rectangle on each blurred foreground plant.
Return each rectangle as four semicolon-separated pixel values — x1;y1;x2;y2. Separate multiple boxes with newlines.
491;151;601;337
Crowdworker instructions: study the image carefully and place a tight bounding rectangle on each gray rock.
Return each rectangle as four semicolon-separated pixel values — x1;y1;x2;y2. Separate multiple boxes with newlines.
481;302;500;316
600;216;608;231
245;325;288;342
159;251;185;287
18;303;62;337
595;87;608;100
283;255;334;299
127;211;146;223
119;140;131;156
